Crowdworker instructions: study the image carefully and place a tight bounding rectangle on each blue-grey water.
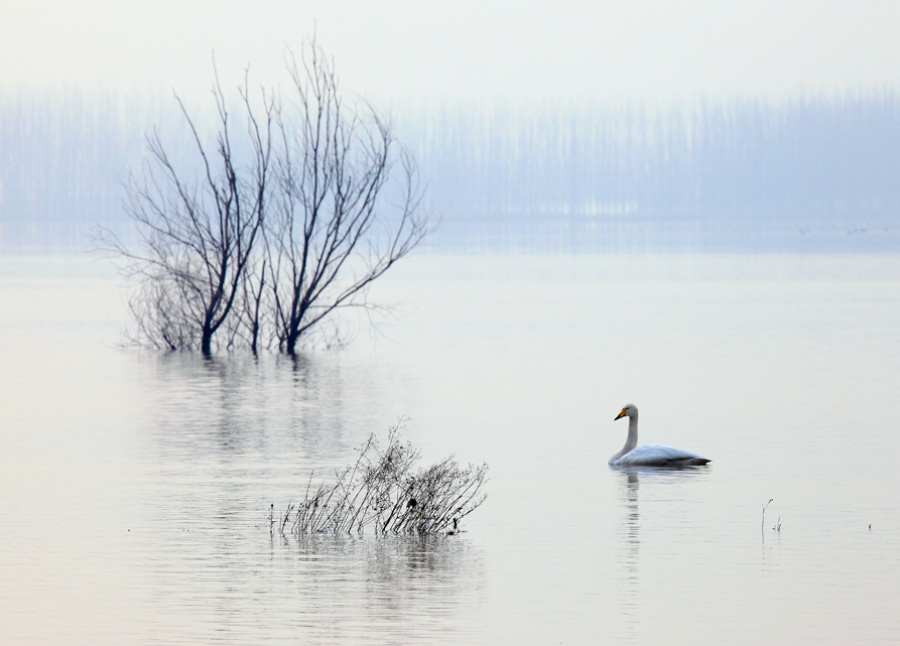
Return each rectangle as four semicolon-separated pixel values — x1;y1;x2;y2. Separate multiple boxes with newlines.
2;249;900;643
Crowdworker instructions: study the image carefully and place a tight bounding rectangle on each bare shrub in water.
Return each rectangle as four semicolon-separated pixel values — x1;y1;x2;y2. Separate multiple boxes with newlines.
272;423;488;535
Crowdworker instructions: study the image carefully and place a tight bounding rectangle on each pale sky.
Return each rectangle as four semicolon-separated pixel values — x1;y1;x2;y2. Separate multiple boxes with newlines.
2;1;900;107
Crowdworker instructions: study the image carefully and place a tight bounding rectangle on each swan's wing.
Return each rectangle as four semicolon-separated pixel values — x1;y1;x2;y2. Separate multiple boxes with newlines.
616;444;710;467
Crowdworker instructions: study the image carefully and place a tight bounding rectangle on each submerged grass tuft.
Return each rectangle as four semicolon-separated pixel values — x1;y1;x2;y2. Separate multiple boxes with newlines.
272;421;488;536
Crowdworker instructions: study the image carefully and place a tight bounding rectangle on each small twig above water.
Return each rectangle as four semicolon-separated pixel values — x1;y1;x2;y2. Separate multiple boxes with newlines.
762;499;774;539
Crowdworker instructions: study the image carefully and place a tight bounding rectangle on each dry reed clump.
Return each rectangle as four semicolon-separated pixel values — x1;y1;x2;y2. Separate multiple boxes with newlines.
270;423;488;536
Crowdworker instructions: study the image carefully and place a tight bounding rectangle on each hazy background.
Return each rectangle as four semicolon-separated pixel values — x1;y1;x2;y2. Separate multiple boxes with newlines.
4;1;900;104
3;1;900;251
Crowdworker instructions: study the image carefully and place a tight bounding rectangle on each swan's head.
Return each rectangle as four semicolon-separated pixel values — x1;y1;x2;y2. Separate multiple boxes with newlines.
615;403;638;421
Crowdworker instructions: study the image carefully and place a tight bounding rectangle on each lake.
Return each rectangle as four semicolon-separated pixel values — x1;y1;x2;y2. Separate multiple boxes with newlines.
2;249;900;644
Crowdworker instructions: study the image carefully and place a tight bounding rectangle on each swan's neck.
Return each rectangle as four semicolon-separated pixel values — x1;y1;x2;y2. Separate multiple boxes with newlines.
609;414;639;464
624;415;639;453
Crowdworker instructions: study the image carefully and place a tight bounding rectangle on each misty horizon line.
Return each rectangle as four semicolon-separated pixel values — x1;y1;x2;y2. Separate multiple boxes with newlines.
2;88;899;252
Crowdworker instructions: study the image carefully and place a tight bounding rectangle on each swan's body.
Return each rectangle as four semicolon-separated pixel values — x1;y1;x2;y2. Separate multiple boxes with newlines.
609;404;710;467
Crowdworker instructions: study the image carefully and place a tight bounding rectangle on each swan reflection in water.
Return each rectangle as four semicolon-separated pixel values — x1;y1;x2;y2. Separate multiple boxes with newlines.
611;461;711;632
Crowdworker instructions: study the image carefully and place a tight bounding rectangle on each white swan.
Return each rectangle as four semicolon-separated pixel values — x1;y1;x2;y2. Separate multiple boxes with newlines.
609;404;711;467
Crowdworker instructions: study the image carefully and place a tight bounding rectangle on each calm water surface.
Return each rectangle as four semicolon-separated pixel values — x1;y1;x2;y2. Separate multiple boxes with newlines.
2;252;900;644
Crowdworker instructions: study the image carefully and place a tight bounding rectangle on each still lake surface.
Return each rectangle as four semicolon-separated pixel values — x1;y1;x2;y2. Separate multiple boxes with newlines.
2;247;900;643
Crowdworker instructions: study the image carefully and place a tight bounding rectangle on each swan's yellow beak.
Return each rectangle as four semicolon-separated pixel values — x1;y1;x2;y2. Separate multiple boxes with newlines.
614;408;627;421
